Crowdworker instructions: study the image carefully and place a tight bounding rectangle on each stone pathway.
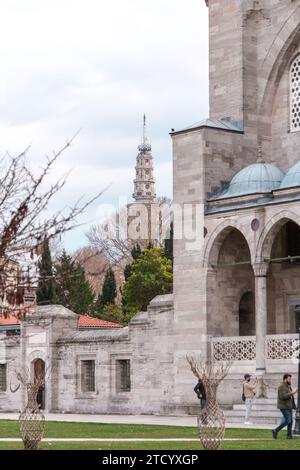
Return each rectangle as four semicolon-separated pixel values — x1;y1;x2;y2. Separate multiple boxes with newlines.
0;413;275;429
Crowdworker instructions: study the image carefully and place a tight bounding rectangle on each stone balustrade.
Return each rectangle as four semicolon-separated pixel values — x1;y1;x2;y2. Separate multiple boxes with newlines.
211;334;299;373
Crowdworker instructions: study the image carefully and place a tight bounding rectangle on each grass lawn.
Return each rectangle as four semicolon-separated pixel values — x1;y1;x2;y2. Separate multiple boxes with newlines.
0;420;299;450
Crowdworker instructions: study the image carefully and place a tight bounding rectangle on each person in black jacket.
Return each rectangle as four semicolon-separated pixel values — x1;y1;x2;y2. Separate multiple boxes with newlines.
194;379;206;409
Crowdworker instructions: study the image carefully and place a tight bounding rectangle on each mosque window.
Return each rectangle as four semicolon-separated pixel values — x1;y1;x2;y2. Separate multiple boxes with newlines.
81;360;95;392
291;55;300;132
116;359;131;392
0;364;7;392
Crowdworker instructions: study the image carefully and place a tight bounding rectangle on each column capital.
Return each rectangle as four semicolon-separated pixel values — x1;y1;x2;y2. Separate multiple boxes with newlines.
253;262;268;277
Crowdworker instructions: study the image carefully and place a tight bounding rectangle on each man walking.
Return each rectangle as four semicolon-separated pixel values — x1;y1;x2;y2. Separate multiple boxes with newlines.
243;374;258;425
272;374;297;440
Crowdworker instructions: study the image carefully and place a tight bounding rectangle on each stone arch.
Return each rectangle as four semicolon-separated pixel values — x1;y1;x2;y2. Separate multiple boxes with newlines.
205;223;255;337
32;358;46;409
256;209;300;262
203;220;253;268
239;290;255;337
258;6;300;154
27;349;47;364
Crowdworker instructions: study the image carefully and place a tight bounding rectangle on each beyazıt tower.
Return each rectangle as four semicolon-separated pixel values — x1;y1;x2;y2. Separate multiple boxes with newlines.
133;115;156;204
127;116;161;245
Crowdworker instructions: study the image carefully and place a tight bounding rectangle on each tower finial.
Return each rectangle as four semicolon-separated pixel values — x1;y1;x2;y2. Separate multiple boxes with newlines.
143;114;147;144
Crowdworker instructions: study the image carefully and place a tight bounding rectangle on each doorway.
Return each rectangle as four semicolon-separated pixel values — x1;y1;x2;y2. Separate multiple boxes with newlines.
33;359;45;410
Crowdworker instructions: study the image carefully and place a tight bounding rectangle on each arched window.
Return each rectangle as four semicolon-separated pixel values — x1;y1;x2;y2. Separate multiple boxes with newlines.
290;55;300;132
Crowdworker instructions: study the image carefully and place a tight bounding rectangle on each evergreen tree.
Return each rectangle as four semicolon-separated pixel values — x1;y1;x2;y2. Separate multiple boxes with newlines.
131;244;142;260
124;264;132;282
122;247;173;324
95;266;117;313
54;250;95;315
100;303;123;325
123;244;142;281
36;239;56;305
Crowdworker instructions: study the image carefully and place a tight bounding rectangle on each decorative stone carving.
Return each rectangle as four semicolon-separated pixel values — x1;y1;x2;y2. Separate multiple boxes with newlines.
266;334;299;360
212;336;256;362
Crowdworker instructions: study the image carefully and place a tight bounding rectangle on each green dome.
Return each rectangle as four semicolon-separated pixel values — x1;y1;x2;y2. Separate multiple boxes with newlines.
280;162;300;189
217;163;285;199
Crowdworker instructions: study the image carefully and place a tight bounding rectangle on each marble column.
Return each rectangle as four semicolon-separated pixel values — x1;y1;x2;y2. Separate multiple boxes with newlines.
253;263;268;376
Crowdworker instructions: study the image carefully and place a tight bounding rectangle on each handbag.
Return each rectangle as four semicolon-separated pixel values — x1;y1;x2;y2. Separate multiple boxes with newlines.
242;384;246;402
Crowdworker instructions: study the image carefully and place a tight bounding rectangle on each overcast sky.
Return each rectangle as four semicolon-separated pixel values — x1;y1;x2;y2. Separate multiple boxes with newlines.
0;0;209;251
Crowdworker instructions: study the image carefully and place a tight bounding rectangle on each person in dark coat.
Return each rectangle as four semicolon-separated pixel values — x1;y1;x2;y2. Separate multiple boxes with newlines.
194;378;206;409
272;374;297;440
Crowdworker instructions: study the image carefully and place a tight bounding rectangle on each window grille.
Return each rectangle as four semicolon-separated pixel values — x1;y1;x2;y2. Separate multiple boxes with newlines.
291;55;300;132
81;360;95;392
0;364;7;392
116;360;131;392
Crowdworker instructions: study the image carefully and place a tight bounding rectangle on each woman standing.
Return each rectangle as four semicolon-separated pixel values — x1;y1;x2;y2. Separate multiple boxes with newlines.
243;374;258;425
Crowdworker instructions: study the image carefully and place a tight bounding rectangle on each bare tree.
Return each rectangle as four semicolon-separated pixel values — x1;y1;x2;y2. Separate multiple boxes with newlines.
0;137;103;313
86;197;172;267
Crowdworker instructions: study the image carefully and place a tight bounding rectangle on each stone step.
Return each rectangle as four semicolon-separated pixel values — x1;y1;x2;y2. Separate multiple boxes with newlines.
225;415;280;425
233;404;276;411
224;409;282;426
241;398;277;405
225;409;281;418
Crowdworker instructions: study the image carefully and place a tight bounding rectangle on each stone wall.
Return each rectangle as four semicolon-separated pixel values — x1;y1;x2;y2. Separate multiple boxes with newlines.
208;0;300;165
0;334;21;412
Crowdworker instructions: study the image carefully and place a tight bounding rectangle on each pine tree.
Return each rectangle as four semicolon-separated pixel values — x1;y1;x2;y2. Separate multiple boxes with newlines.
36;239;56;305
124;244;142;281
124;264;132;282
122;247;173;323
101;303;123;325
131;244;142;260
54;250;95;315
95;266;117;313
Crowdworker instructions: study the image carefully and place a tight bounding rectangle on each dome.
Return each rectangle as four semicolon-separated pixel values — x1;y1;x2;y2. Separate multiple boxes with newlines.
280;161;300;189
217;163;285;199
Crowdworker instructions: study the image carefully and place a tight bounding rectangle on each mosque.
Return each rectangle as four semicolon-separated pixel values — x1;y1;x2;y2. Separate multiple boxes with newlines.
1;1;300;423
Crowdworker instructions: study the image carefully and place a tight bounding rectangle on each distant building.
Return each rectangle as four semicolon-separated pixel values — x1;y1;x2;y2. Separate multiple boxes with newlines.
127;115;162;245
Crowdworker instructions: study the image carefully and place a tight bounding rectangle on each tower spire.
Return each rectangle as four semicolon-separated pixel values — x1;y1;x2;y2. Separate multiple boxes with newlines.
133;115;156;203
143;114;147;144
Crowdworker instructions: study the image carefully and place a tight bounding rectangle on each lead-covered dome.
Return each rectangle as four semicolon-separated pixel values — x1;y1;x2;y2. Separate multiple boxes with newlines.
217;163;285;199
280;161;300;189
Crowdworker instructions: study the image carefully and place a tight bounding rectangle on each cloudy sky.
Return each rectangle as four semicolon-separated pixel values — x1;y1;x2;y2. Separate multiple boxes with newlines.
0;0;209;250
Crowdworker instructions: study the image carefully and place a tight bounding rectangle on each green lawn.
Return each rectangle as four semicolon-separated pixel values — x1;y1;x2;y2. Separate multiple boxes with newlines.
0;420;299;450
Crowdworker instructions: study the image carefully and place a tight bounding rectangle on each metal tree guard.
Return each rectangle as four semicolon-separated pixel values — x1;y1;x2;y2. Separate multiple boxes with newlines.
187;355;231;451
11;367;46;450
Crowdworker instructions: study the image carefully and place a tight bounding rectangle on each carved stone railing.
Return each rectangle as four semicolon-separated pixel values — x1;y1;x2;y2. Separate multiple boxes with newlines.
266;334;299;361
211;334;299;372
211;336;256;362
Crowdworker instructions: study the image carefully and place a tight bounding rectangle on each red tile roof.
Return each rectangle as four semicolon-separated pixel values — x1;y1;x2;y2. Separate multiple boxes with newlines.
78;315;122;329
0;314;21;326
0;313;122;329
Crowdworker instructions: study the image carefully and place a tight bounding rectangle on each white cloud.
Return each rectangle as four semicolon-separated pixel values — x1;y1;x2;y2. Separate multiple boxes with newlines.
0;0;208;250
